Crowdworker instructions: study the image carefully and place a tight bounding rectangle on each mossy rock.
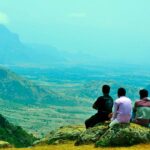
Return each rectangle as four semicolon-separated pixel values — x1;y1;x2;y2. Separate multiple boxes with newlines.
95;123;150;147
75;123;109;146
0;141;12;148
35;125;85;145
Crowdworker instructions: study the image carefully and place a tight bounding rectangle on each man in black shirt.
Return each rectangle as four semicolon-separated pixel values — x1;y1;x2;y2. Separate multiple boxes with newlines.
85;85;113;129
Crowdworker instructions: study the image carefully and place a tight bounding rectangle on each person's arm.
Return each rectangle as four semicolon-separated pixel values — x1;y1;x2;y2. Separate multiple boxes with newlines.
92;97;101;110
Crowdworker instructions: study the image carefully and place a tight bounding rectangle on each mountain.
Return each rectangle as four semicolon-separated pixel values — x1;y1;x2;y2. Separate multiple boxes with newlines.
0;114;36;147
0;24;65;66
0;24;99;67
0;66;90;106
0;66;64;104
0;24;29;64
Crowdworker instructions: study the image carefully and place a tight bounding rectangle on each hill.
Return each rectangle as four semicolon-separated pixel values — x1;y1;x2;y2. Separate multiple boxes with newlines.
0;66;90;106
0;24;29;64
0;114;36;147
0;66;62;104
0;24;98;67
0;24;65;66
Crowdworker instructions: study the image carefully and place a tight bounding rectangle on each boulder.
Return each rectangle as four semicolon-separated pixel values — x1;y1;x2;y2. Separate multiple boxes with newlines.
75;123;108;145
34;123;150;147
35;125;85;145
95;123;150;147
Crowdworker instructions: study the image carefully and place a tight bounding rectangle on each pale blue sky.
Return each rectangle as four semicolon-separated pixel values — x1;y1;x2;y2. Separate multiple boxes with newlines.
0;0;150;64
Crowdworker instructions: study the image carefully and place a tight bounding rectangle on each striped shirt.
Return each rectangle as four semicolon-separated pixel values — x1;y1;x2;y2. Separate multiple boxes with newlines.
133;97;150;127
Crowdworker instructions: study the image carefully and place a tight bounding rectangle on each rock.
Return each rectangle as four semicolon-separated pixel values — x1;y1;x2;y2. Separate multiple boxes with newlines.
36;125;85;145
34;122;150;147
0;141;12;148
75;123;109;145
95;123;150;147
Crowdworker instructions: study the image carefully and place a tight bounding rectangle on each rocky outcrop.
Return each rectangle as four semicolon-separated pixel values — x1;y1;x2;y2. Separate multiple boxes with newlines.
34;122;150;147
75;123;108;145
34;125;85;145
95;123;150;147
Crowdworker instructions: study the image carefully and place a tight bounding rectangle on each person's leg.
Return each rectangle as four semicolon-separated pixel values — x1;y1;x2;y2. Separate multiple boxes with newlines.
109;119;119;128
85;113;102;129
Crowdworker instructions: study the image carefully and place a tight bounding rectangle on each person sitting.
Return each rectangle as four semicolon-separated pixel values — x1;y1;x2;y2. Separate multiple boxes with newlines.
109;88;132;127
132;89;150;127
85;85;113;129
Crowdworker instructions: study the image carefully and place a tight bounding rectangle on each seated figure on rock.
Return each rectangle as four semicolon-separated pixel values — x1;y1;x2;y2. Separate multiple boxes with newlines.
85;85;113;129
132;89;150;127
109;88;132;127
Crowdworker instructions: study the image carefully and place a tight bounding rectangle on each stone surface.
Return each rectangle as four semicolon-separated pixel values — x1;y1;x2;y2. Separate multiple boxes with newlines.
95;123;150;147
35;125;85;145
75;123;108;145
34;123;150;147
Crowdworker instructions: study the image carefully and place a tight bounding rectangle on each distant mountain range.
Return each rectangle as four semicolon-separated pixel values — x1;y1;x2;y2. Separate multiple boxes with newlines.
0;24;98;66
0;24;66;66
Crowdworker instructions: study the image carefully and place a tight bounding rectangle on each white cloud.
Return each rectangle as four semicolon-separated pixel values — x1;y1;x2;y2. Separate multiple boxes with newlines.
68;12;87;18
0;12;9;25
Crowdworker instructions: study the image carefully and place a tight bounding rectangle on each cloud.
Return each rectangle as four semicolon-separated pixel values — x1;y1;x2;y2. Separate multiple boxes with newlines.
0;12;9;25
68;12;87;18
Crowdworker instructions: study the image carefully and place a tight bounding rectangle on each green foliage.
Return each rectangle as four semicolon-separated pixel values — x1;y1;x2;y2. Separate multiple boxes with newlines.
0;114;36;147
34;125;85;145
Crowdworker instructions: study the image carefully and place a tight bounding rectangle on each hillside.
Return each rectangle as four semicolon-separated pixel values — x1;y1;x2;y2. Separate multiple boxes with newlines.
0;24;65;66
0;66;91;106
0;114;36;147
0;24;29;64
0;66;63;104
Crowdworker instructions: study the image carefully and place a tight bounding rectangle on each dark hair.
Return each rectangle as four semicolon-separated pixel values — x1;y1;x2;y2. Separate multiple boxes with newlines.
139;89;148;99
102;85;110;94
118;88;126;97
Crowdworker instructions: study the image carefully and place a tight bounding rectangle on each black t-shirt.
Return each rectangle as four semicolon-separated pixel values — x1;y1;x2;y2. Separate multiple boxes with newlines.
93;95;113;114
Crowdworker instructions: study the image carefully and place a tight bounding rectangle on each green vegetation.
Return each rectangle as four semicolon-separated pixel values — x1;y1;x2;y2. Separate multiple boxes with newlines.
0;114;36;147
33;123;150;147
0;65;150;138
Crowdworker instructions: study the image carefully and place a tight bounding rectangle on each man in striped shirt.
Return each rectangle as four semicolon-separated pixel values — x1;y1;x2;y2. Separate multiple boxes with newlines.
133;89;150;127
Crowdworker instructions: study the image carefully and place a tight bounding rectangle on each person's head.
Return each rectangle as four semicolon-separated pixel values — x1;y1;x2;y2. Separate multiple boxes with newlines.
139;89;148;99
102;85;110;95
118;88;126;97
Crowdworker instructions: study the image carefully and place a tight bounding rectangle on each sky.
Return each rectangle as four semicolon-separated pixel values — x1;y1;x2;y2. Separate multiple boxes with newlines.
0;0;150;65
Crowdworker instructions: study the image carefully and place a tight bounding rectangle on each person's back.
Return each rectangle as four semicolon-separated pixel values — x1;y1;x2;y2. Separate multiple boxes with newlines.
114;96;132;123
85;85;113;129
109;88;132;127
93;95;113;116
133;89;150;127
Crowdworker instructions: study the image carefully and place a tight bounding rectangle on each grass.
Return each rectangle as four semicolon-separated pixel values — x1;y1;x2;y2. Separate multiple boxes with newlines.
2;142;150;150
